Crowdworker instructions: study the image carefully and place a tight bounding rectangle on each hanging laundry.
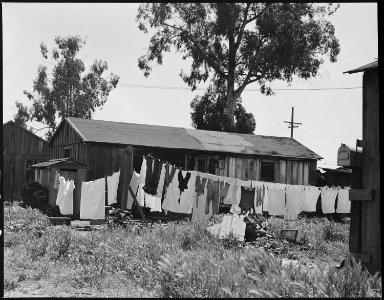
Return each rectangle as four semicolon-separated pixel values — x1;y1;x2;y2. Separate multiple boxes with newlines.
162;170;196;214
80;178;105;220
255;188;263;214
137;157;147;206
145;193;162;212
178;169;191;194
161;164;177;203
230;184;240;205
127;171;140;210
195;175;207;208
240;186;256;214
219;181;230;204
274;183;287;190
336;188;350;213
284;190;304;220
251;181;263;214
223;178;237;205
155;163;166;198
56;176;66;207
205;179;220;215
320;187;338;214
107;171;120;205
267;189;286;216
192;181;211;221
262;185;269;212
302;186;320;212
143;157;163;195
56;176;74;215
53;172;60;189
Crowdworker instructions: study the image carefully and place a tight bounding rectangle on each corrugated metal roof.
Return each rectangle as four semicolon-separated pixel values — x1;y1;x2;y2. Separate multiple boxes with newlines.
185;129;322;159
57;117;322;160
31;157;89;168
344;60;378;74
66;117;206;151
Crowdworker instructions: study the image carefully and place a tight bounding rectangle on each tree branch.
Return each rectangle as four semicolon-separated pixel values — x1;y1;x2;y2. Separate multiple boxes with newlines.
162;22;227;78
234;3;251;50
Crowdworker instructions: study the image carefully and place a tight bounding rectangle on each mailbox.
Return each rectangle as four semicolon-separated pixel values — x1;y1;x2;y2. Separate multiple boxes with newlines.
337;144;362;167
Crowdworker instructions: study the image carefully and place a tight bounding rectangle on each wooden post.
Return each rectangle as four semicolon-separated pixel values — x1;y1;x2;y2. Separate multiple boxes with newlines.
360;69;380;274
128;185;147;226
117;146;134;210
349;167;362;254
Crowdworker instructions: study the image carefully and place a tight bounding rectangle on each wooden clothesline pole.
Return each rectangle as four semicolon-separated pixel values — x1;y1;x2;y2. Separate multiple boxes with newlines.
128;185;148;226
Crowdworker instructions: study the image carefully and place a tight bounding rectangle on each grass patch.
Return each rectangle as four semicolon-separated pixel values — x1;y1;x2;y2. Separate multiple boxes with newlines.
3;202;381;298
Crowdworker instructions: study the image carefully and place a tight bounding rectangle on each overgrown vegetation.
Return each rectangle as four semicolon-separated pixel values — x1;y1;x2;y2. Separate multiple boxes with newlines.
4;202;381;297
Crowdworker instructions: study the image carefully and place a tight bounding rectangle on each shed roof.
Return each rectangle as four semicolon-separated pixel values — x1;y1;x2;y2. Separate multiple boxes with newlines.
344;60;378;74
31;157;89;168
61;117;206;151
50;117;322;160
3;120;48;144
185;129;322;159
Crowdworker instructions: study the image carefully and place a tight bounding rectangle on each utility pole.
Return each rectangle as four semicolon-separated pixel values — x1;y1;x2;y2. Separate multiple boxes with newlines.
284;107;302;138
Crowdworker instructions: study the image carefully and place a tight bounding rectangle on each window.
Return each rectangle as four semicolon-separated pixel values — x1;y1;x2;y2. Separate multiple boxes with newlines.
64;147;72;158
260;161;275;182
197;157;207;172
25;159;39;183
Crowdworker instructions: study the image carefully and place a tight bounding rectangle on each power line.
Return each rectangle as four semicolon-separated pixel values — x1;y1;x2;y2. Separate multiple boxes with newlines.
117;83;362;91
302;135;358;139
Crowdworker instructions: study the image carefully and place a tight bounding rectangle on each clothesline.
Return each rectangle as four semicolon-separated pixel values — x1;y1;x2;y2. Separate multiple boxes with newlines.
53;153;351;221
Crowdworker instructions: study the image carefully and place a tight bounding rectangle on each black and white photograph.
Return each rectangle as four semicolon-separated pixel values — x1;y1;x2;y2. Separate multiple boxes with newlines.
2;2;380;298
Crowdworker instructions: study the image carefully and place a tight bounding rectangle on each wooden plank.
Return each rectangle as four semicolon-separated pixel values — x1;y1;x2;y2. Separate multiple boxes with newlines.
297;161;303;185
292;161;298;184
248;159;255;180
286;161;292;185
280;160;286;184
228;157;235;178
274;160;280;183
349;189;373;201
303;162;309;185
254;158;260;181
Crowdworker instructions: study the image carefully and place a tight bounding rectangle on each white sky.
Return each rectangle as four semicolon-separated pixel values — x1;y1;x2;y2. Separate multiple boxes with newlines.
2;3;378;169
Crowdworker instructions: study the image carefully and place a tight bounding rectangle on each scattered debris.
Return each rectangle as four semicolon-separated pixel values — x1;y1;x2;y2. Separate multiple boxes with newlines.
106;208;134;227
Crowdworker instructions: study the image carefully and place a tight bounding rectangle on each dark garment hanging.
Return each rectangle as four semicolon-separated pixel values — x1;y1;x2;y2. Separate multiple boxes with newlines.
240;186;256;213
195;175;207;208
143;156;163;195
205;179;220;215
178;170;191;193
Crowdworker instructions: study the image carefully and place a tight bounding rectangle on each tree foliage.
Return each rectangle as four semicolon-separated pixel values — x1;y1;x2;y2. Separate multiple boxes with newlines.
137;3;340;131
190;84;255;133
14;35;119;138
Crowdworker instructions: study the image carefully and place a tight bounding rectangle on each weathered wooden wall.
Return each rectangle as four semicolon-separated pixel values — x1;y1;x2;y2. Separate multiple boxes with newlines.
211;155;316;185
2;123;52;201
51;121;87;162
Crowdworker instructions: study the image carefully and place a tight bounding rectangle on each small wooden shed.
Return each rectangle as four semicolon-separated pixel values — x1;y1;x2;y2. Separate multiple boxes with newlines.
344;60;380;274
31;158;89;218
2;121;52;201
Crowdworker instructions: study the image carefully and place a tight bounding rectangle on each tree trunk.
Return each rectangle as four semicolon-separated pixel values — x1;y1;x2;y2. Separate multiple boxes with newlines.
225;4;237;132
